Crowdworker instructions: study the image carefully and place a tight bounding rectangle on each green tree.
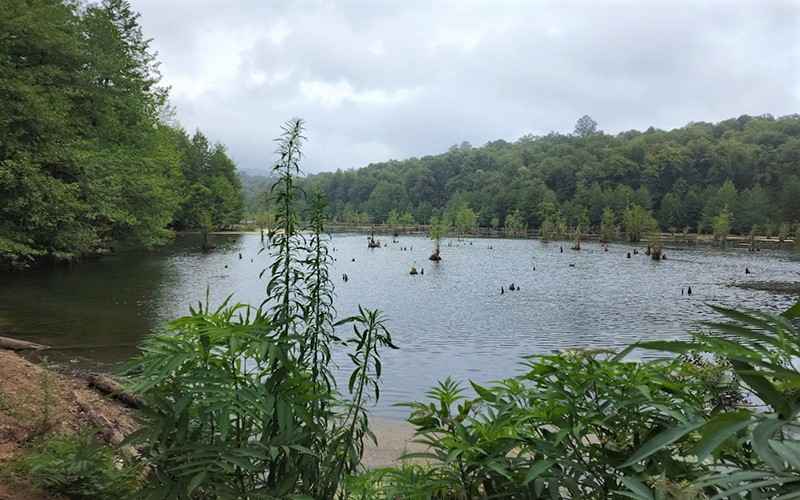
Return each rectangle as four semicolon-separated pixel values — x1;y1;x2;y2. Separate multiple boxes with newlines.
658;192;683;231
574;115;599;137
429;215;449;261
778;222;791;242
398;210;415;225
0;0;242;268
702;180;738;232
386;209;400;226
453;206;478;237
366;181;407;223
504;210;528;237
712;207;733;245
254;211;275;242
174;130;243;231
284;114;800;241
633;185;653;210
600;207;617;242
780;175;800;222
622;204;657;243
737;184;772;232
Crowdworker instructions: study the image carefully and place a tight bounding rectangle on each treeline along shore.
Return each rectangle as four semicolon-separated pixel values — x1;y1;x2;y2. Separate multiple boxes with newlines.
233;221;797;250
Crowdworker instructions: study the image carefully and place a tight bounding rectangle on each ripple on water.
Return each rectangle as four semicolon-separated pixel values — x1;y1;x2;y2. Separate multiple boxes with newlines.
0;233;797;418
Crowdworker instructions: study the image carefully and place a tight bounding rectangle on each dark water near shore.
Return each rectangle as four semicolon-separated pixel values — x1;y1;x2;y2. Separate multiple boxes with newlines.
1;233;798;418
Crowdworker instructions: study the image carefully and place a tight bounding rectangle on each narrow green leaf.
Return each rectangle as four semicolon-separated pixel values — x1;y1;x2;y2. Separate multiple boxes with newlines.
523;460;555;485
731;360;791;417
691;411;753;462
621;419;705;467
620;476;654;500
187;471;207;494
771;440;800;470
753;418;787;472
486;461;512;480
469;381;497;403
776;489;800;500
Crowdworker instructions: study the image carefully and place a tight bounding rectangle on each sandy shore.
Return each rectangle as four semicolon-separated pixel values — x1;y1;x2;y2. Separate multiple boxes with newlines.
364;416;423;468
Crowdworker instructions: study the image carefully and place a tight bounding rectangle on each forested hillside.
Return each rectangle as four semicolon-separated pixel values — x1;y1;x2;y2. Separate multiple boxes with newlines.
0;0;242;269
302;114;800;236
239;171;275;215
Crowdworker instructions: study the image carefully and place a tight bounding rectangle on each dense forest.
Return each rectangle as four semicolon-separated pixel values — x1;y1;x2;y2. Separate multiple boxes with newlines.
295;114;800;239
0;0;242;269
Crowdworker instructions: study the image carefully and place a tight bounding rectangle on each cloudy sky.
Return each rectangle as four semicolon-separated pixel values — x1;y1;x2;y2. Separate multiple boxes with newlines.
130;0;800;175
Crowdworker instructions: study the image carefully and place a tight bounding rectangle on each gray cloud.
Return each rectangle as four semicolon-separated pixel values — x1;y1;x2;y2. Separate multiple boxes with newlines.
131;0;800;174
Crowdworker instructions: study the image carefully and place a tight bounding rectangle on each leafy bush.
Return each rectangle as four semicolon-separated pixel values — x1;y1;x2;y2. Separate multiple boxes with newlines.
353;300;800;499
626;302;800;497
389;351;723;498
10;433;140;500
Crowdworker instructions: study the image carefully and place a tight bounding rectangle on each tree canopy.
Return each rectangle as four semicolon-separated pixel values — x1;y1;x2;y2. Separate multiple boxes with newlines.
0;0;242;268
300;114;800;237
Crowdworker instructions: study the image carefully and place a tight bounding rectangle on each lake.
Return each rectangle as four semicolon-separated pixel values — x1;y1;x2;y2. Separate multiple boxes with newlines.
1;233;798;418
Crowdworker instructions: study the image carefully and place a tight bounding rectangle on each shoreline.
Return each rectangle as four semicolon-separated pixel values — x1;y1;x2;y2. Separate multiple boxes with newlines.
211;227;797;250
0;348;418;477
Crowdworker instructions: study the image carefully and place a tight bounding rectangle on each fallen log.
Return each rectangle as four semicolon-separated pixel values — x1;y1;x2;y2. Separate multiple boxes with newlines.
74;394;126;446
74;392;138;459
0;335;48;351
87;373;144;409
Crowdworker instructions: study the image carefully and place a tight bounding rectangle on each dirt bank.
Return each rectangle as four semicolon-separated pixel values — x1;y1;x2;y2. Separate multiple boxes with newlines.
0;350;137;500
0;349;419;498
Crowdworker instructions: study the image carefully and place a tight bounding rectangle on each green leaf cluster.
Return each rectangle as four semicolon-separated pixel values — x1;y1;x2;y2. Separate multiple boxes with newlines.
9;432;141;500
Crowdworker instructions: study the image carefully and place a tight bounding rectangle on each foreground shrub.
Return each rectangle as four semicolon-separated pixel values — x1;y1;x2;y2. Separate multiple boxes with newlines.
627;302;800;497
390;350;727;498
353;300;800;499
10;432;140;500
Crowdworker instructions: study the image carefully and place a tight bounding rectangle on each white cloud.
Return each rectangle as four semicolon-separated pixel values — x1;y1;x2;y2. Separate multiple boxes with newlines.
299;79;420;108
368;40;385;57
129;0;800;174
268;19;292;45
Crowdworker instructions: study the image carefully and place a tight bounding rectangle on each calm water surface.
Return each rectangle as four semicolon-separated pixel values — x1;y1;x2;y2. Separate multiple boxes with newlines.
1;233;798;418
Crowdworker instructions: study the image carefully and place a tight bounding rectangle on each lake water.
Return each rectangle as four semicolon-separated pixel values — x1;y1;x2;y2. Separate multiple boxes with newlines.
1;233;798;418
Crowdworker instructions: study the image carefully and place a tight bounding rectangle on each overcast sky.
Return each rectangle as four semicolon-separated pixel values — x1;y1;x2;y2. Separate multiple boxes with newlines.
130;0;800;175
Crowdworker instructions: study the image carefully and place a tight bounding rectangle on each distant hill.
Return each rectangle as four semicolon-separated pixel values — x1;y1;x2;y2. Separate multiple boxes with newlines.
295;114;800;236
239;171;275;214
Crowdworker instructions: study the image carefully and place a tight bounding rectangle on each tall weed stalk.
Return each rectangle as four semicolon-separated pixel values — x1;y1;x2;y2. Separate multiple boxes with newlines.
130;118;396;499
